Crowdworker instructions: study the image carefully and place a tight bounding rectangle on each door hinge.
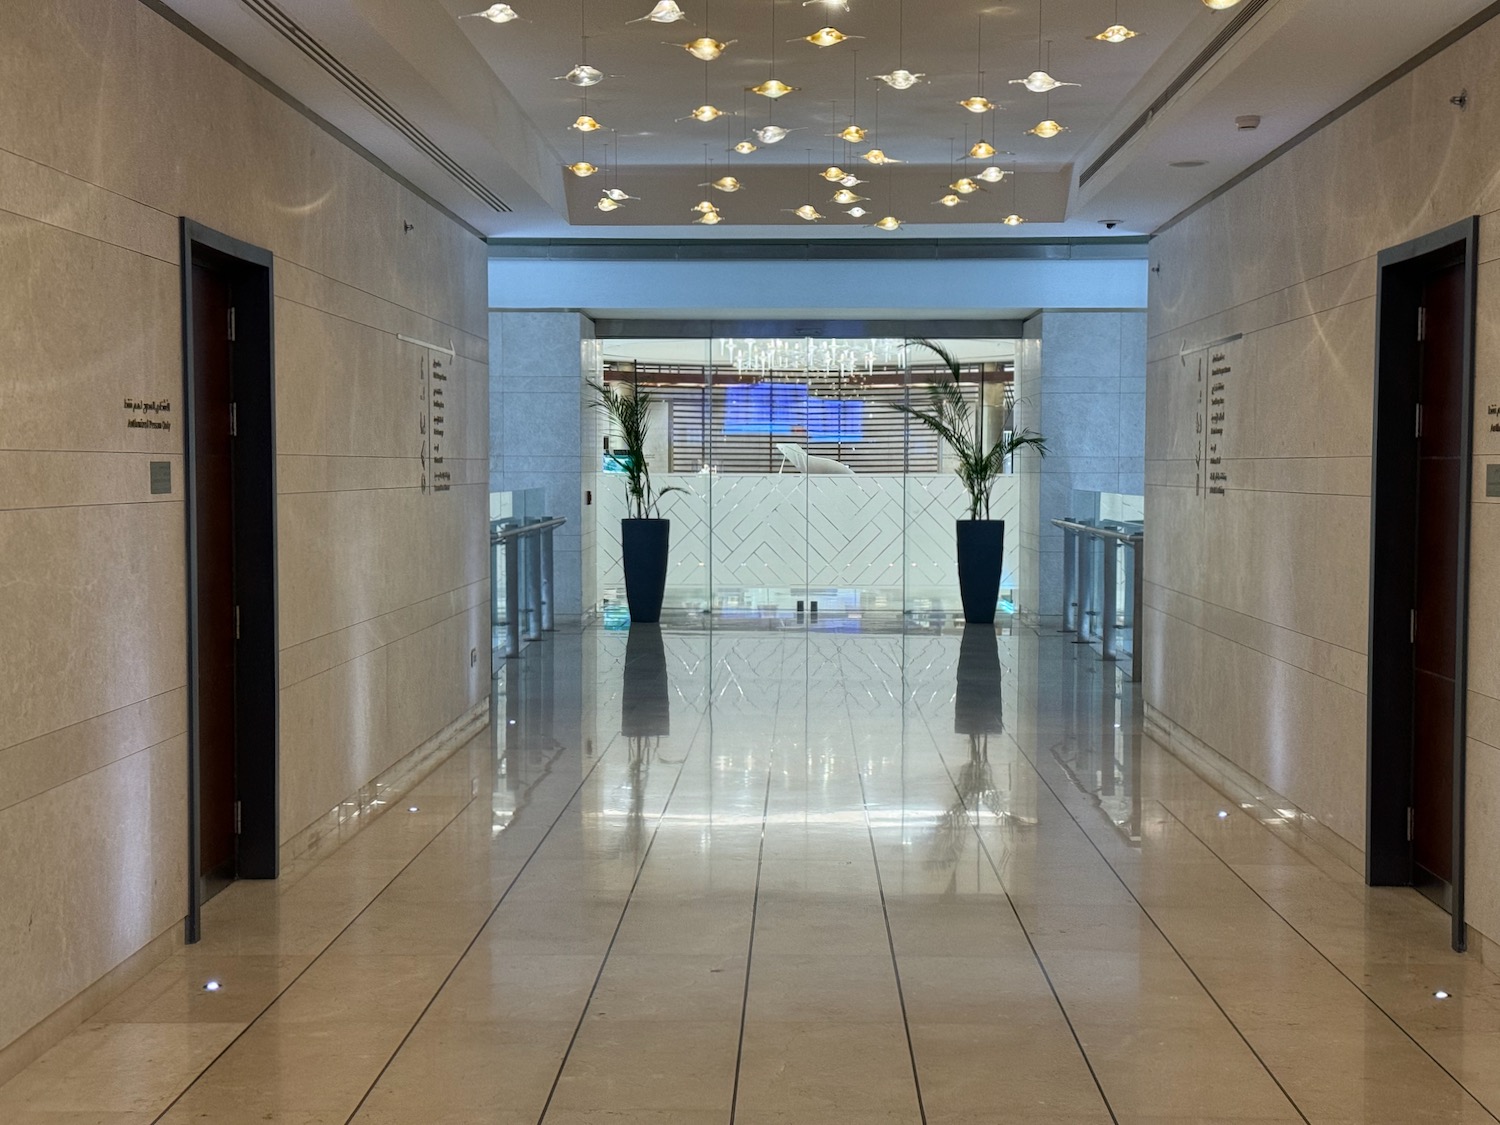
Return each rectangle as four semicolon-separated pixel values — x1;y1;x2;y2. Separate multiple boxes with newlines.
234;800;243;835
234;605;241;640
1410;608;1417;644
229;402;238;437
228;307;237;342
1414;403;1423;439
1407;806;1415;842
1417;307;1427;342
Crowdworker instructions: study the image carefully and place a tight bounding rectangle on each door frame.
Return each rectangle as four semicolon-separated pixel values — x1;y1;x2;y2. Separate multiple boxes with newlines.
1366;215;1479;953
180;219;280;943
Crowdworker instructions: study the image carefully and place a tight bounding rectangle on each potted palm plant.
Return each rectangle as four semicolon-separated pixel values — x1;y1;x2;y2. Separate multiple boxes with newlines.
589;377;682;623
891;339;1047;624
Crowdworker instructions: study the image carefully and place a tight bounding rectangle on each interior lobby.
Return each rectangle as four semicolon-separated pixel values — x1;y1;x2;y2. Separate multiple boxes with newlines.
5;0;1500;1121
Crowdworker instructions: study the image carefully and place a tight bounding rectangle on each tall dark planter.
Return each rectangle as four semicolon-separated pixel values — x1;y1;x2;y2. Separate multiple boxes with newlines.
622;518;670;624
955;519;1004;625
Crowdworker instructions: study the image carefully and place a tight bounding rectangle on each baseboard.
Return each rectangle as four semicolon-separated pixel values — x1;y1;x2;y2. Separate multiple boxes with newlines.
0;923;183;1088
1143;702;1365;880
278;697;490;879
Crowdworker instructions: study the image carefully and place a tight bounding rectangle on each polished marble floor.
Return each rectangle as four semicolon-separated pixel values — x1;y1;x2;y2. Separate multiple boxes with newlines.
4;620;1499;1123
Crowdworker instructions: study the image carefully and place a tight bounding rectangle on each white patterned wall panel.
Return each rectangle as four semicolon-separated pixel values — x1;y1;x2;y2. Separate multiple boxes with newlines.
594;471;1021;610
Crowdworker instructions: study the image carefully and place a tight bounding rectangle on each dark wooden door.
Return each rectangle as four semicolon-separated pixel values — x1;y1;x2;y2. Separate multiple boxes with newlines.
1411;262;1465;885
192;262;238;893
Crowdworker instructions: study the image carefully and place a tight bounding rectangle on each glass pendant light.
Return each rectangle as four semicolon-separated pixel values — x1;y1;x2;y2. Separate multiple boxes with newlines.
1013;12;1078;94
839;173;865;186
1002;213;1025;226
799;27;861;47
602;187;638;201
846;206;868;217
750;79;797;98
1202;0;1243;8
958;16;999;115
567;161;599;177
820;166;846;181
804;0;850;10
1027;116;1066;139
695;209;723;224
872;0;923;89
934;193;964;207
629;1;688;23
734;140;759;154
556;65;604;86
596;197;621;211
684;104;726;121
831;188;866;204
691;200;718;213
1001;161;1024;225
756;125;794;144
678;37;736;60
976;166;1008;183
837;124;867;142
461;4;521;23
1093;1;1138;44
571;115;604;132
862;149;899;165
874;216;902;231
970;140;996;159
950;177;981;193
706;176;743;191
789;205;824;221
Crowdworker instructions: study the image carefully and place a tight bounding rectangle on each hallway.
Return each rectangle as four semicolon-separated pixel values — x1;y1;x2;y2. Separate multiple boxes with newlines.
2;623;1495;1124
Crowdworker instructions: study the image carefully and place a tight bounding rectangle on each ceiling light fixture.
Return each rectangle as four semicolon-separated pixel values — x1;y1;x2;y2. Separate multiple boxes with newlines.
839;173;865;186
874;216;902;231
1011;71;1080;93
846;206;868;217
556;64;604;86
875;69;925;90
695;209;723;224
799;27;861;47
595;197;621;211
970;140;997;159
831;188;866;204
862;149;899;164
602;187;637;201
958;97;997;114
677;37;735;60
683;104;725;121
571;115;604;132
950;177;981;193
820;166;846;181
976;165;1008;183
461;4;521;23
629;1;688;24
1028;118;1066;138
836;124;867;142
706;175;743;191
1002;159;1024;225
755;125;795;144
567;161;598;177
749;79;797;99
803;0;850;10
1002;213;1025;226
733;140;758;153
872;0;923;90
1093;0;1138;43
958;14;1000;116
789;205;825;221
934;194;964;207
1202;0;1243;8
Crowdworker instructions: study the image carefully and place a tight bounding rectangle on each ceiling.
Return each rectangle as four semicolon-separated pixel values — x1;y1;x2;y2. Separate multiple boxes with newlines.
157;0;1496;239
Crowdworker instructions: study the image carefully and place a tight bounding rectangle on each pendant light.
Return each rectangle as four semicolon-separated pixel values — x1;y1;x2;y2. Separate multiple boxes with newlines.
461;4;522;23
1203;0;1243;9
629;1;688;24
935;140;967;206
835;51;868;145
1012;4;1079;92
692;144;723;223
799;27;861;48
598;132;636;211
958;15;998;115
1002;162;1024;225
788;150;824;220
1025;36;1068;139
873;0;925;89
750;1;798;98
870;88;902;231
1094;0;1139;43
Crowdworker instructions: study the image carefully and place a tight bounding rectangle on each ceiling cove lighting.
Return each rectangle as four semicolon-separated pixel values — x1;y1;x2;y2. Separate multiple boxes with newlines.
629;1;688;23
461;4;521;23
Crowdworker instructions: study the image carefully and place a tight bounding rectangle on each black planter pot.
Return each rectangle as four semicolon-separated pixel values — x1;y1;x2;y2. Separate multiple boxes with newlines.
621;518;670;624
955;519;1004;625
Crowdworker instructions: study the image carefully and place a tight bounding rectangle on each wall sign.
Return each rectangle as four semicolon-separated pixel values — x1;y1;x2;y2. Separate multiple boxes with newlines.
400;334;457;496
125;397;171;431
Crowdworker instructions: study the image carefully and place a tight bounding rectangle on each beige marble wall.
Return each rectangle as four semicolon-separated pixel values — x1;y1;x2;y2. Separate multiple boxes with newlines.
0;0;489;1054
1146;15;1500;939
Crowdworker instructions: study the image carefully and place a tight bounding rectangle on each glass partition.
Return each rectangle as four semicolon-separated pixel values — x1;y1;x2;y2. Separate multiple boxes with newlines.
593;337;1019;620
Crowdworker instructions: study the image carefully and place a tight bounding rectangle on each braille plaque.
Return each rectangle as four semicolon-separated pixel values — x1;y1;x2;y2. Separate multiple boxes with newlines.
149;461;172;495
1487;464;1500;498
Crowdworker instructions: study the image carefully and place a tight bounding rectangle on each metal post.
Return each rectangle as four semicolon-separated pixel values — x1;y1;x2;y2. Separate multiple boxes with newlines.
1060;525;1077;630
491;535;502;628
540;525;555;632
525;529;543;641
1101;537;1119;662
504;536;521;658
1075;529;1091;644
1130;537;1144;683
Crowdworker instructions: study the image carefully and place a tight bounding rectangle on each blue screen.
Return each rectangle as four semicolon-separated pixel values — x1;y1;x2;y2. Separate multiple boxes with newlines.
722;383;863;442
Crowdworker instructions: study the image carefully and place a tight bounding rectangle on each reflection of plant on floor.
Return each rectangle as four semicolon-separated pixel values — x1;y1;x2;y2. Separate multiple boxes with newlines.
927;735;1038;871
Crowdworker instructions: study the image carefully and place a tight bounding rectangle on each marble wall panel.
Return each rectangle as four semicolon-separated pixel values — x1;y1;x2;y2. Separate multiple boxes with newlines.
1145;13;1500;902
0;0;488;1056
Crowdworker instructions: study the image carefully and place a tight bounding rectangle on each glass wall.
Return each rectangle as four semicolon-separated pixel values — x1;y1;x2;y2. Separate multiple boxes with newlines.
591;337;1019;619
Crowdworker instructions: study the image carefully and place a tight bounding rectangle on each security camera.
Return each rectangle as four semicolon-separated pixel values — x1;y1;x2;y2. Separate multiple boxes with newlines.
1099;219;1122;230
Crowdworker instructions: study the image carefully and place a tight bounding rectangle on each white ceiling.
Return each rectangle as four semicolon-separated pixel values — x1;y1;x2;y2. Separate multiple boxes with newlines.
158;0;1496;238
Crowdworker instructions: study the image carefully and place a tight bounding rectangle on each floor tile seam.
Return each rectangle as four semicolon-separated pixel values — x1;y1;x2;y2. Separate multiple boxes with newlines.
849;683;928;1125
532;708;712;1125
1011;738;1315;1125
912;704;1121;1125
1156;800;1500;1123
142;760;499;1125
329;727;627;1125
728;765;775;1125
